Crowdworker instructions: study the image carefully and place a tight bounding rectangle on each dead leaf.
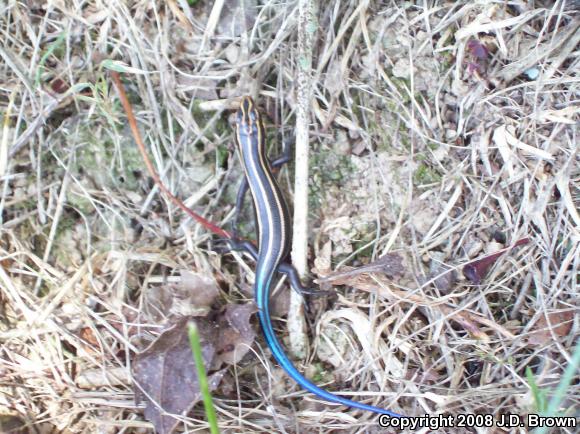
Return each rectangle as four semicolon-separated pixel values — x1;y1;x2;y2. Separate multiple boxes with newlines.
133;317;224;434
216;0;258;38
322;266;510;341
0;414;28;434
493;125;515;178
175;76;219;100
527;307;574;346
318;253;405;283
467;39;489;59
143;271;220;321
50;78;69;94
180;270;220;309
503;125;554;161
533;106;578;125
215;303;257;366
79;327;99;348
428;252;457;294
463;238;529;284
269;285;291;318
324;58;344;98
133;296;259;433
77;366;131;389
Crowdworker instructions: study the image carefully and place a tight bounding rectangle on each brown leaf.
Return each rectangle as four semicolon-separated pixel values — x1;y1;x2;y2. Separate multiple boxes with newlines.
270;286;291;317
216;0;258;38
180;270;220;309
79;327;99;347
143;271;220;321
528;307;574;346
428;252;457;294
50;78;69;94
0;414;28;434
215;303;258;366
133;299;258;432
223;303;256;342
133;317;224;434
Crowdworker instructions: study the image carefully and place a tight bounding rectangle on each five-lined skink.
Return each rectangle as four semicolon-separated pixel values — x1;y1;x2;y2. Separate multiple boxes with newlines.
234;96;404;417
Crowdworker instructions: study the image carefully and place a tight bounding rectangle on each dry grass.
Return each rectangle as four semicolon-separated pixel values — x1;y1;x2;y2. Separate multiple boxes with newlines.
1;1;578;433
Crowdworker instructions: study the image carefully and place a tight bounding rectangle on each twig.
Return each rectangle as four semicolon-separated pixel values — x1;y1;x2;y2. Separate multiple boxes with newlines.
110;72;230;239
289;0;317;359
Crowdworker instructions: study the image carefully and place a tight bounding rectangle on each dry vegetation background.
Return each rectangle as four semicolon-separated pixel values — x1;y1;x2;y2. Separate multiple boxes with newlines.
1;0;579;433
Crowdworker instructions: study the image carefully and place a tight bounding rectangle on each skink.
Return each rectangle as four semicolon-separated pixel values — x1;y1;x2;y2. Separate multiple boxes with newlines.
234;96;404;417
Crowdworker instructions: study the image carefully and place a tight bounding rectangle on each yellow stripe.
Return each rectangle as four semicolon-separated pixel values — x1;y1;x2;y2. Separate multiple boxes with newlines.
235;97;287;270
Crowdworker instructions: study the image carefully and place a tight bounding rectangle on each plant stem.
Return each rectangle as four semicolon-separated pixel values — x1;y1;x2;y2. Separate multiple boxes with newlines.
188;322;220;434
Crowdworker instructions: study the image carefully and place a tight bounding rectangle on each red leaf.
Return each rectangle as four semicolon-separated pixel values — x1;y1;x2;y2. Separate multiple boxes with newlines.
467;39;489;59
50;78;69;93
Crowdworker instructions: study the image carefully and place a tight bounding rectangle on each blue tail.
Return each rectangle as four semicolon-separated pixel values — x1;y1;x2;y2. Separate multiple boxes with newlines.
256;280;405;417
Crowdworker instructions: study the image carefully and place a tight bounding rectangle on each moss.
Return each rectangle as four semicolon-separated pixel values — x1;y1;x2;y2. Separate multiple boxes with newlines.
309;148;356;212
311;148;355;187
214;116;230;138
216;143;229;169
439;51;455;70
390;77;412;104
75;132;142;190
427;141;439;150
375;130;394;153
414;163;441;184
190;100;229;156
66;193;94;216
51;214;84;268
351;238;376;261
399;132;411;150
9;197;36;211
310;362;327;383
370;106;398;153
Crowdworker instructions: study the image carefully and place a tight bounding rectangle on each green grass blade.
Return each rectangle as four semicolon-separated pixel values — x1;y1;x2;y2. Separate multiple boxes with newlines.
35;32;66;88
526;366;547;413
534;341;580;434
188;322;220;434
